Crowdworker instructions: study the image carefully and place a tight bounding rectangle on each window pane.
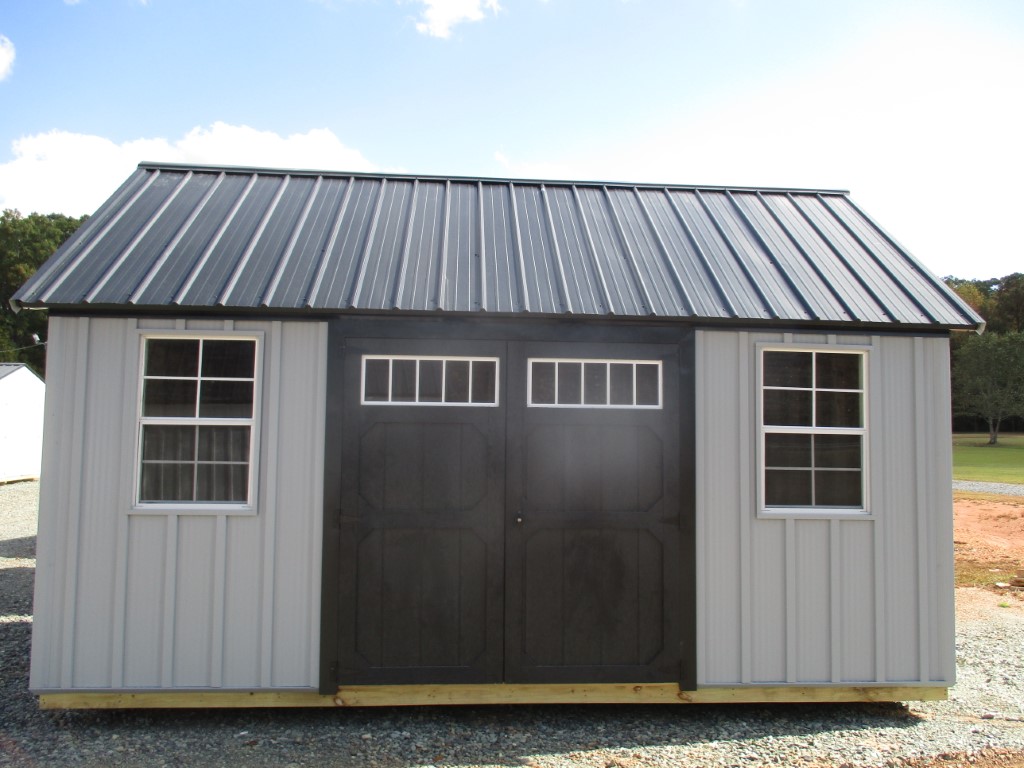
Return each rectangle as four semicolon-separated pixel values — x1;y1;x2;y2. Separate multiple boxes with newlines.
199;380;254;418
816;391;861;427
635;364;659;406
471;360;497;404
765;469;812;506
445;360;470;403
140;462;194;502
364;359;389;401
531;362;555;404
815;470;862;506
146;339;199;377
763;351;811;388
583;363;607;405
763;389;812;426
143;379;197;417
815;434;862;469
419;360;443;402
392;359;417;402
142;425;196;461
557;362;582;404
196;463;249;502
765;433;811;468
816;353;861;390
609;363;633;405
197;426;250;462
201;340;256;379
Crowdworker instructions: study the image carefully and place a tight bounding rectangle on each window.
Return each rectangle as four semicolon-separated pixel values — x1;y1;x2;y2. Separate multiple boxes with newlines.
362;356;499;406
760;347;866;513
528;359;662;408
137;336;258;507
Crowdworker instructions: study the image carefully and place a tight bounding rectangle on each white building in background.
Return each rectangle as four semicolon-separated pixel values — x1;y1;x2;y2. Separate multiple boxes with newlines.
0;363;45;483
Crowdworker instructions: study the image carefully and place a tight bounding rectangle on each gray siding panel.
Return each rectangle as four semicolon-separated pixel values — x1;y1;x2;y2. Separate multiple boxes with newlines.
696;330;954;687
30;317;327;692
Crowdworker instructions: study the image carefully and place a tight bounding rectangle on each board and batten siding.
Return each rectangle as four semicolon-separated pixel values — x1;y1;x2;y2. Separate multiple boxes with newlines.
30;316;328;691
695;330;955;687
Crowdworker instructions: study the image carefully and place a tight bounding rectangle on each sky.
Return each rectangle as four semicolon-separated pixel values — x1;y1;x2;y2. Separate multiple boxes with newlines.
0;0;1022;280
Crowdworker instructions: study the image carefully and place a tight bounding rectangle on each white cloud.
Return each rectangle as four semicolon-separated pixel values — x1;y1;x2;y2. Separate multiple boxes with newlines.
0;36;15;81
0;122;375;216
413;0;500;38
494;16;1024;280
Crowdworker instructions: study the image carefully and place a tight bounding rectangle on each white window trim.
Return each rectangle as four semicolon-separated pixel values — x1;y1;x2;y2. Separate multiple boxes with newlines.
360;355;501;406
756;343;871;519
527;358;663;409
132;331;263;515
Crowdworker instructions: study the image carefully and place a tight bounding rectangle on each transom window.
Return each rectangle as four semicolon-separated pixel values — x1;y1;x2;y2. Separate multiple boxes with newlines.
528;359;662;408
362;356;499;405
760;348;866;512
138;336;258;506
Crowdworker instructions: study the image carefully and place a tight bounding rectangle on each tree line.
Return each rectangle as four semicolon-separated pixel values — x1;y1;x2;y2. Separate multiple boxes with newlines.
947;274;1024;444
1;207;1022;442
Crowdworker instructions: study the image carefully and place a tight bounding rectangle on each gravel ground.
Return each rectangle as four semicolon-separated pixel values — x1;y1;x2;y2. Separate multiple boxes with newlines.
2;480;1023;768
953;480;1024;497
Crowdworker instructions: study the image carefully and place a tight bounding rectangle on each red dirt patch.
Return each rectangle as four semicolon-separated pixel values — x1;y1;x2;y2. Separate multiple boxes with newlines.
954;494;1024;570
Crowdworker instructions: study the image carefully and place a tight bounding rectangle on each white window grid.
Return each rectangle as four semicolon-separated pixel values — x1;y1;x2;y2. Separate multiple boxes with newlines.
526;358;663;409
757;345;869;515
135;333;261;511
360;355;501;406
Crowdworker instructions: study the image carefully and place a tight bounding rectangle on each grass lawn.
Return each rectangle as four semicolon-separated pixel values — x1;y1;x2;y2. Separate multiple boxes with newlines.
952;432;1024;484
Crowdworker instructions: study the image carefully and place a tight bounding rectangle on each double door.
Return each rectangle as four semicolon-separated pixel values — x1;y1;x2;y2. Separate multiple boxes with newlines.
333;338;682;685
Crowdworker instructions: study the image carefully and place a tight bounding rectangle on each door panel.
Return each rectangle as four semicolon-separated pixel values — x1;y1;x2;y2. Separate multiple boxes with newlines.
337;339;505;685
506;341;682;684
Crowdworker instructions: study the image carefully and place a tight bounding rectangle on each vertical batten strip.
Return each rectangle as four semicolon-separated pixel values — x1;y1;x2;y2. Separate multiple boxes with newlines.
161;515;178;686
59;319;90;688
110;319;139;688
218;175;292;305
260;322;283;687
40;171;161;303
871;335;886;681
130;173;226;304
913;337;930;682
174;174;260;305
261;176;323;306
210;515;228;687
308;322;329;686
86;172;193;303
694;331;706;684
306;177;355;308
694;190;779;319
829;519;841;683
785;517;797;683
738;332;751;684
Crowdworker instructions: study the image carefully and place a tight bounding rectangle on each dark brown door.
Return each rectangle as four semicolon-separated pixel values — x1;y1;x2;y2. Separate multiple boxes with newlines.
504;341;682;683
336;339;506;684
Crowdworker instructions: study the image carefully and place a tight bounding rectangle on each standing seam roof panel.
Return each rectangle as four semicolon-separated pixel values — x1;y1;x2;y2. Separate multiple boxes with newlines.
11;164;983;331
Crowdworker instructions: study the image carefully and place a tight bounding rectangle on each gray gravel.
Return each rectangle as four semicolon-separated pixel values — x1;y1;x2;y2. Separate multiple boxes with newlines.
953;480;1024;497
2;480;1023;767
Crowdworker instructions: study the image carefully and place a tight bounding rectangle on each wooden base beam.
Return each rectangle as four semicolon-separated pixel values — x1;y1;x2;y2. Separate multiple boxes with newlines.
39;684;947;710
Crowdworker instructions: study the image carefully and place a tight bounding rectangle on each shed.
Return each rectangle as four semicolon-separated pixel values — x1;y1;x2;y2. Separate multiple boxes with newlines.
13;162;982;709
0;363;45;483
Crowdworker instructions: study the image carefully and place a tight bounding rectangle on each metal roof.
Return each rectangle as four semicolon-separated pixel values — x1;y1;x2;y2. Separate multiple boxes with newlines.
0;363;39;382
12;162;982;331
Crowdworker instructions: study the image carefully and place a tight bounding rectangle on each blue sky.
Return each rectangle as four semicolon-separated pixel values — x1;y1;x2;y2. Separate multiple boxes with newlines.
1;0;1022;280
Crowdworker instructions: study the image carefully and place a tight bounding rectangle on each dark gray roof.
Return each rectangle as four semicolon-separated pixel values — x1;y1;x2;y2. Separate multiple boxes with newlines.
13;162;981;330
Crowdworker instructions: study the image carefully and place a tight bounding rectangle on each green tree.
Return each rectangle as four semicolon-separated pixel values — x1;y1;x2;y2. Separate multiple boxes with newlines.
0;209;88;374
952;332;1024;444
987;272;1024;334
